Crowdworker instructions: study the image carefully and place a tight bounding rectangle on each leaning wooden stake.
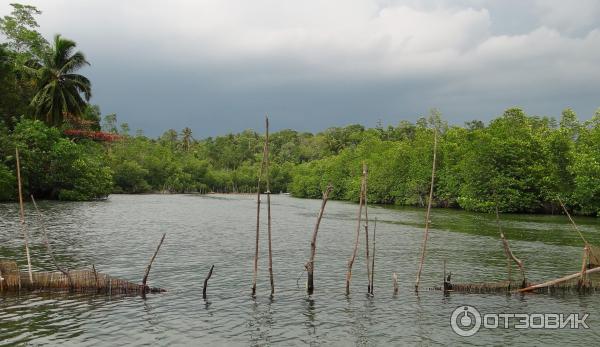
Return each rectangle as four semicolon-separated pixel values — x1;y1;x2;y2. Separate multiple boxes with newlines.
415;127;437;292
142;233;166;295
496;202;526;286
392;272;398;295
31;195;73;289
305;184;333;295
265;116;275;295
346;164;366;295
363;163;371;293
557;196;588;244
579;245;589;286
370;218;376;295
557;196;591;286
203;265;214;300
251;127;268;296
518;266;600;293
15;148;33;284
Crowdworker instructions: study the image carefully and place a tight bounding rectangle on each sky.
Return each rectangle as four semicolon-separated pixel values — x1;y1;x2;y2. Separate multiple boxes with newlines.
2;0;600;137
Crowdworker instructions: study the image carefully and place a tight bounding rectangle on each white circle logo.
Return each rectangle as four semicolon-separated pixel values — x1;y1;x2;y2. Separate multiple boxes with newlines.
451;305;482;337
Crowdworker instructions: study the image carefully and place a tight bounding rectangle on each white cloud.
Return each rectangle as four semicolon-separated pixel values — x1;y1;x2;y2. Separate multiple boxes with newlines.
533;0;600;34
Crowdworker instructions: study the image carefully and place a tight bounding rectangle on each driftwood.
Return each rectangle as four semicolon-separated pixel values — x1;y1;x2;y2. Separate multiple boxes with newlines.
15;148;33;284
346;164;366;295
305;184;333;294
31;195;74;290
142;233;166;296
203;265;214;300
415;128;437;292
518;266;600;293
265;117;275;295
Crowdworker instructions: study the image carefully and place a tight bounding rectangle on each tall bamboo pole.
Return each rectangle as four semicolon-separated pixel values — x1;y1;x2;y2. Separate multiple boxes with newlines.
15;148;33;284
363;163;371;293
251;129;268;296
305;184;333;294
265;116;275;295
370;218;376;295
415;127;437;292
346;164;366;295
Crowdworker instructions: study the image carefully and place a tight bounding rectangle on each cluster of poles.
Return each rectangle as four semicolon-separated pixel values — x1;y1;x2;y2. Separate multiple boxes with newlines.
248;116;432;297
6;118;599;299
248;117;600;298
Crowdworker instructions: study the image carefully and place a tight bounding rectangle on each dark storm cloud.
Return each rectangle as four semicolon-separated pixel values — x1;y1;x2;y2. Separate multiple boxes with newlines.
2;0;599;136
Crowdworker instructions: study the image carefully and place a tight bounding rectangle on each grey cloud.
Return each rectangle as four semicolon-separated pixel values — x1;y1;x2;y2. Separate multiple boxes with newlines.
1;0;599;136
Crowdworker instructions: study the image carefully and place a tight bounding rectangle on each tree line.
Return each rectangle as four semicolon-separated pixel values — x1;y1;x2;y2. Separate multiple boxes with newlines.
1;3;599;216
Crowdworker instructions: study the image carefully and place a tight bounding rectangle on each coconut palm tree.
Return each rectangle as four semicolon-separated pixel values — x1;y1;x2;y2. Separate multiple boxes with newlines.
181;127;193;151
30;34;91;126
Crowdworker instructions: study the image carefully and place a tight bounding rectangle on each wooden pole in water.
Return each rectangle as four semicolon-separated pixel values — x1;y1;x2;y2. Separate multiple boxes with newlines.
305;184;333;295
579;245;589;286
370;218;377;295
557;196;591;286
251;128;268;296
142;233;166;295
415;127;437;292
363;163;371;294
15;148;33;284
346;164;366;295
557;196;588;245
31;195;74;290
392;272;398;295
495;201;526;285
265;116;275;296
203;264;214;300
92;264;99;291
518;266;600;293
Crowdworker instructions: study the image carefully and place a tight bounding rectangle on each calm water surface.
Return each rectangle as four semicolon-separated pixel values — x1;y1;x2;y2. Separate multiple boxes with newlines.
1;194;599;346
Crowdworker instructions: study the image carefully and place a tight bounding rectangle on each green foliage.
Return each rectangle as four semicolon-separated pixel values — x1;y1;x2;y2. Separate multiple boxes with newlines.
0;118;112;201
0;43;36;128
0;163;16;200
0;3;49;61
289;108;600;216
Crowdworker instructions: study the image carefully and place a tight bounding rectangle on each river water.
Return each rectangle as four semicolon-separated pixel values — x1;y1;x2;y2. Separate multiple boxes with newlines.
0;194;599;346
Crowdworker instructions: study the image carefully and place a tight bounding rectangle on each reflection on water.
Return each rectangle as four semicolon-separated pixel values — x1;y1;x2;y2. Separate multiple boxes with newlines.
1;194;600;345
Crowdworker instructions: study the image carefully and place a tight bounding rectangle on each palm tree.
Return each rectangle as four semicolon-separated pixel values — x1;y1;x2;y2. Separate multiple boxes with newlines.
181;127;193;151
30;34;91;126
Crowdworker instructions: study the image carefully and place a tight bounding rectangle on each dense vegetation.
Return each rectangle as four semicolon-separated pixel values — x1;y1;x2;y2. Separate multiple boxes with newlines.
1;4;599;216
